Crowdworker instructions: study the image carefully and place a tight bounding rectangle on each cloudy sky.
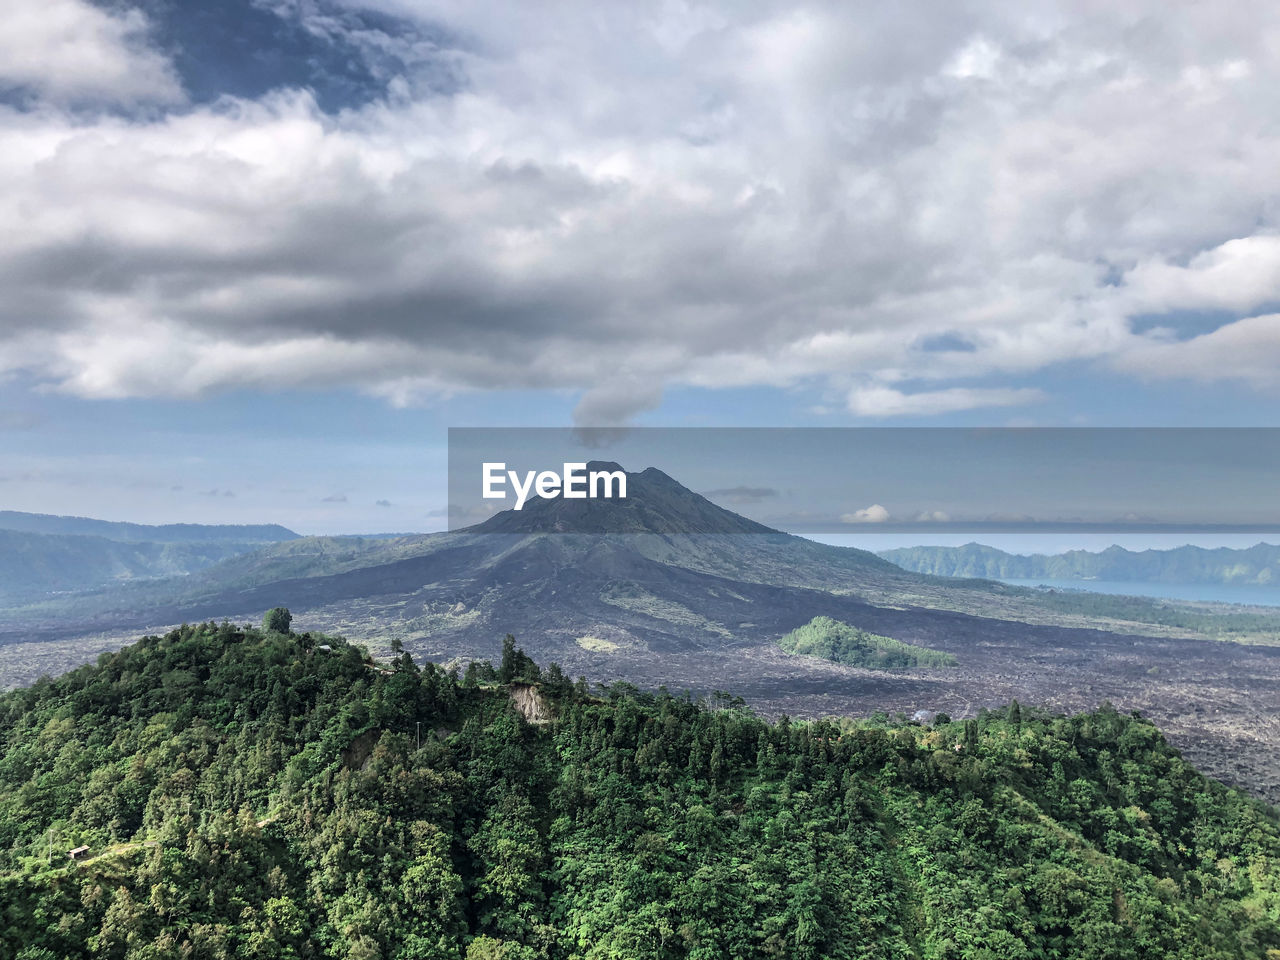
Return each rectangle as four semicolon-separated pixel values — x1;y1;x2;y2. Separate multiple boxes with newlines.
2;0;1279;533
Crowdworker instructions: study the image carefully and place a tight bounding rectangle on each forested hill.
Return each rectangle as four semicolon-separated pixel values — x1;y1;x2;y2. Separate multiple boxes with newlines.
777;615;958;669
881;541;1280;586
3;621;1280;959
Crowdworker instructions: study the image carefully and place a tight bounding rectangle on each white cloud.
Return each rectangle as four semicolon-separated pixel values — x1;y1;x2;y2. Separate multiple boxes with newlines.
2;1;1280;420
841;504;890;524
1114;313;1280;388
1;0;182;104
945;35;1002;80
847;386;1044;417
1119;235;1280;314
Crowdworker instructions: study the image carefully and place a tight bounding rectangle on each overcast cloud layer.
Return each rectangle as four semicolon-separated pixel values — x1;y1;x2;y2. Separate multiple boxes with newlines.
2;0;1279;423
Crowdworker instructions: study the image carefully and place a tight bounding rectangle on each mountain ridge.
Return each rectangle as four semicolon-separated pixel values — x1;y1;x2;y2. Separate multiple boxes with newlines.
0;510;299;543
7;468;1278;656
881;541;1280;586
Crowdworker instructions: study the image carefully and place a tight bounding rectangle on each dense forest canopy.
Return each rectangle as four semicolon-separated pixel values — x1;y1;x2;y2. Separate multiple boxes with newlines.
777;616;958;670
1;617;1278;958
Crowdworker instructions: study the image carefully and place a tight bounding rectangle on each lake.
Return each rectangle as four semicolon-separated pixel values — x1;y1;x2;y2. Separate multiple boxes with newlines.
998;578;1280;607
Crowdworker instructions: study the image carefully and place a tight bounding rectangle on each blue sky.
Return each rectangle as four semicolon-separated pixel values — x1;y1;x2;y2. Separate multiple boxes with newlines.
2;0;1280;540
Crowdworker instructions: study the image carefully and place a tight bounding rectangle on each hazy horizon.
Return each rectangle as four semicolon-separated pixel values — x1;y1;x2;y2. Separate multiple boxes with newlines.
6;503;1280;559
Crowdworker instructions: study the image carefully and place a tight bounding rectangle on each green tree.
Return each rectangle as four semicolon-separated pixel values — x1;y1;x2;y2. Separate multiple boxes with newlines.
262;607;292;634
497;635;538;684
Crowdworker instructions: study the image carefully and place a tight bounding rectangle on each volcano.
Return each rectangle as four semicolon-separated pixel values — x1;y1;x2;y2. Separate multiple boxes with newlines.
7;464;1280;802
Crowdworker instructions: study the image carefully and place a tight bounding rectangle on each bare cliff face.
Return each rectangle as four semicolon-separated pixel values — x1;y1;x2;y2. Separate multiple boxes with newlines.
509;683;553;725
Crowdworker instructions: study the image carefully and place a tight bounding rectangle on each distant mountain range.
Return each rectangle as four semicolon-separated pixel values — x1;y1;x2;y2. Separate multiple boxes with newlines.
8;469;1278;651
880;542;1280;586
0;510;298;543
0;511;299;601
9;464;919;646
